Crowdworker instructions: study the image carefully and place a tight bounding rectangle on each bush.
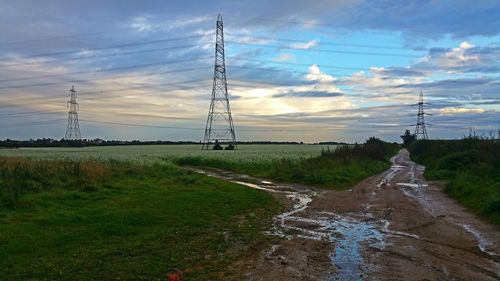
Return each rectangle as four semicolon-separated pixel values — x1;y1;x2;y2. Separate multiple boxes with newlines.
224;144;236;150
409;137;500;224
177;138;399;190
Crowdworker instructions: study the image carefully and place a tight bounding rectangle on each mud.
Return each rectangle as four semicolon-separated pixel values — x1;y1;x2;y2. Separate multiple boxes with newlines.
186;149;500;280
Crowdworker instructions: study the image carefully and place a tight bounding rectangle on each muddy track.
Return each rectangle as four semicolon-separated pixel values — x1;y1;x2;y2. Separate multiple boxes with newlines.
186;149;500;280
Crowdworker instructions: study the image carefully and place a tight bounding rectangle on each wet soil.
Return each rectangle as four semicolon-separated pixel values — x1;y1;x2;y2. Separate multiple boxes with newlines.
185;149;500;280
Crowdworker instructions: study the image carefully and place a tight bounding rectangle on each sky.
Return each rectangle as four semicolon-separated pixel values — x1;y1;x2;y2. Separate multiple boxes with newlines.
0;0;499;143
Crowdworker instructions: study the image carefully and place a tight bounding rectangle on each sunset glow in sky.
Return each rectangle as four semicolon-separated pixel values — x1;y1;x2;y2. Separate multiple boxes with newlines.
1;0;499;142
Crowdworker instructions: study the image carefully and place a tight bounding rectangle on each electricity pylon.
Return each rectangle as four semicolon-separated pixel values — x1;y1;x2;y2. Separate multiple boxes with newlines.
202;14;237;150
414;91;429;140
65;85;81;140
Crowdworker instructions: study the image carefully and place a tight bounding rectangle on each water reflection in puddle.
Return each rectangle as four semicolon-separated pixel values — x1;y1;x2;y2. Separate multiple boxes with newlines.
187;167;387;280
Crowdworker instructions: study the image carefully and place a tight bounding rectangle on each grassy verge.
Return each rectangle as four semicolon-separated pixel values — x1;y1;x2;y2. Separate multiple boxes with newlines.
176;138;399;190
0;157;279;280
409;137;500;224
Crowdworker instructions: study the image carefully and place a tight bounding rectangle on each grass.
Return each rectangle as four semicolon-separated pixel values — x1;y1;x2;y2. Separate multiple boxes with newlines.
409;137;500;224
0;141;400;279
176;138;400;190
0;157;279;280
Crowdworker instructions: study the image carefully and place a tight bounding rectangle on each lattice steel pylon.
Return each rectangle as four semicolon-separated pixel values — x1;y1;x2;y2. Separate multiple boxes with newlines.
202;14;237;150
414;90;429;140
65;85;81;140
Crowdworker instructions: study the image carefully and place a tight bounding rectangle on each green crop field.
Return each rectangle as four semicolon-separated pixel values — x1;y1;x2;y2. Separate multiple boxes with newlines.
0;144;328;164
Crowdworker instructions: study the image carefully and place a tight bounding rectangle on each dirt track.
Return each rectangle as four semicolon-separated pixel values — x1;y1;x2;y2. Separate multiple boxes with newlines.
189;149;500;280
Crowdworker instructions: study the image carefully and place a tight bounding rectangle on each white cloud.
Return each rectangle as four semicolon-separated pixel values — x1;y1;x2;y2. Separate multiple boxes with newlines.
439;107;485;115
443;41;479;65
130;16;152;32
415;41;483;73
273;53;294;62
305;64;335;83
290;39;318;50
166;16;211;30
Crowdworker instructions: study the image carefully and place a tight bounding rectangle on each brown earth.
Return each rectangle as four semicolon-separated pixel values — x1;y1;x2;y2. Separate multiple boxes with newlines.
189;149;500;280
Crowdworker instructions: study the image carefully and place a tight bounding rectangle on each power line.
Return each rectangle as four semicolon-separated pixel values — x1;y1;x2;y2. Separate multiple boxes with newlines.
80;119;346;132
0;34;210;64
0;57;210;86
228;61;366;72
226;34;419;51
0;117;478;132
224;14;455;36
0;56;369;92
228;57;366;72
80;119;202;131
0;110;65;118
0;28;131;46
0;119;66;129
0;44;203;68
0;66;211;97
226;40;421;58
0;78;211;108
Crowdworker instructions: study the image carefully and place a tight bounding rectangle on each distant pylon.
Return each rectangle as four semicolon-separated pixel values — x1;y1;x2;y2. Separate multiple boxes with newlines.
414;90;429;140
65;85;81;140
202;14;237;150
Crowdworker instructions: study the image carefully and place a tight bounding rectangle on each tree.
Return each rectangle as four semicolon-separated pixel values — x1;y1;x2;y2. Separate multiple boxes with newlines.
213;140;223;150
401;129;416;147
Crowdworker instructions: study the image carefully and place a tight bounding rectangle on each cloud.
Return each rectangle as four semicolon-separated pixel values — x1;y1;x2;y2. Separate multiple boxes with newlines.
290;39;318;50
131;16;153;32
305;64;335;83
439;107;486;115
369;66;426;77
1;1;499;142
413;42;500;74
335;0;500;39
273;53;294;62
272;90;343;98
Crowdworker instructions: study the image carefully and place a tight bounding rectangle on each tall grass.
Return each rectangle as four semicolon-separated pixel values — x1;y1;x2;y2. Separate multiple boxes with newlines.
409;136;500;224
0;157;114;208
0;157;279;280
177;138;399;190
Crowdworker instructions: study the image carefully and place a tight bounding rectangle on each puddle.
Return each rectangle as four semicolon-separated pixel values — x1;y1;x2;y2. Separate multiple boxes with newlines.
397;161;500;259
187;167;387;280
396;183;428;188
324;214;385;281
461;224;499;257
381;219;421;240
376;164;405;187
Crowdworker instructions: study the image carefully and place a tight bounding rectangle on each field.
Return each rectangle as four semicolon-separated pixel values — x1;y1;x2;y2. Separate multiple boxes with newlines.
0;158;279;280
176;138;399;190
0;144;327;164
0;141;399;280
0;144;324;280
